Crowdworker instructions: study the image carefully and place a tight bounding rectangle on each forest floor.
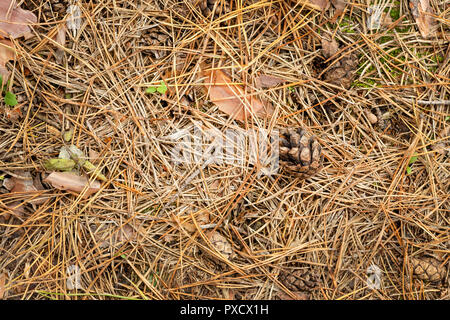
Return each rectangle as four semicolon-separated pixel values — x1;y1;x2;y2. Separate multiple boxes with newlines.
0;0;449;300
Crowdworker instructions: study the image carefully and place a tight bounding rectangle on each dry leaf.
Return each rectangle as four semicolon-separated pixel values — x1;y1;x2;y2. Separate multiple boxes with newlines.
0;39;14;80
44;172;101;198
98;224;136;248
409;0;436;38
5;105;22;122
255;74;286;88
331;0;346;20
204;68;273;122
2;177;14;190
0;272;6;299
210;231;233;259
331;0;346;12
4;201;25;219
9;172;46;205
0;0;37;39
54;25;66;64
321;37;339;58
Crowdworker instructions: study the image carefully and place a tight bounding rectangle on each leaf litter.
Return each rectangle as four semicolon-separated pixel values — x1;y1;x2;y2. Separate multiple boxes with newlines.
203;68;274;122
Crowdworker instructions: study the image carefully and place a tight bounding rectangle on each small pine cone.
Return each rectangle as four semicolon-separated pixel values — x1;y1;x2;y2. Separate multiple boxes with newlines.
279;128;323;179
279;268;320;292
410;256;446;282
140;29;172;59
324;53;359;89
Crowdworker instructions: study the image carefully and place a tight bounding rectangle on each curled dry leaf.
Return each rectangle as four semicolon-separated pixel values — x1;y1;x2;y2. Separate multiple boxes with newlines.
0;0;37;39
97;224;136;248
44;172;100;198
255;74;286;89
54;25;66;64
331;0;346;20
9;172;46;205
321;37;339;59
0;39;14;80
4;201;25;219
209;231;233;259
204;68;273;122
409;0;436;38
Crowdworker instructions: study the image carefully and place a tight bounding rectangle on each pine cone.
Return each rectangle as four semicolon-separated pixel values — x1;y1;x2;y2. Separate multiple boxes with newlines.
140;28;172;59
324;53;359;89
279;128;323;179
279;268;320;292
410;256;446;282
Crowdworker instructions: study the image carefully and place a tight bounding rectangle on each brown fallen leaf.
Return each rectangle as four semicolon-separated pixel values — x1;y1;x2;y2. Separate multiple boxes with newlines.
4;201;25;219
321;37;339;59
0;39;14;80
204;68;274;122
9;172;46;205
409;0;436;38
331;0;346;21
54;25;66;64
97;224;136;249
255;74;287;89
0;0;37;39
5;105;22;122
44;172;101;198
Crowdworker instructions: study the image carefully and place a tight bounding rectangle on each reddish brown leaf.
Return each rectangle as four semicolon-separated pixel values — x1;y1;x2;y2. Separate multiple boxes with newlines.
5;201;25;218
0;0;37;39
53;25;66;63
0;39;14;80
255;74;287;88
409;0;436;38
204;68;274;122
44;172;101;198
330;0;346;21
9;172;46;204
98;224;136;248
321;37;339;58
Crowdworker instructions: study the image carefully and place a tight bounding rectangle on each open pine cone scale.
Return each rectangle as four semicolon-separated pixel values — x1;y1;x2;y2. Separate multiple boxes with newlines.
279;128;323;179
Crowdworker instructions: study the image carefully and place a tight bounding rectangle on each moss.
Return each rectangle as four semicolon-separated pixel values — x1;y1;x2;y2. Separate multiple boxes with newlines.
352;79;377;88
377;36;394;44
431;54;444;63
